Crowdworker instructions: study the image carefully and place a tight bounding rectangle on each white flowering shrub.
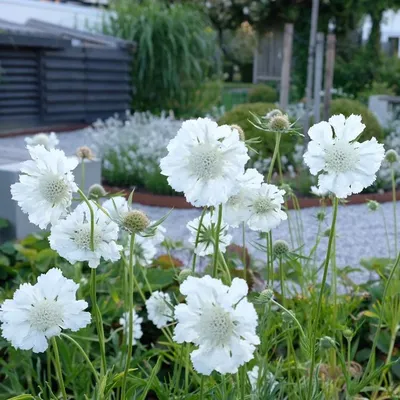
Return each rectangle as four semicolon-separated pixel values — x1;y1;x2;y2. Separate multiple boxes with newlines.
85;111;182;194
1;113;399;400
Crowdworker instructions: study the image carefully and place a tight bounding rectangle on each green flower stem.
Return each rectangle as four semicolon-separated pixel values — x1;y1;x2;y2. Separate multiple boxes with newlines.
239;366;246;400
267;132;282;183
192;207;207;272
271;299;305;338
121;233;136;399
90;269;107;375
218;252;232;284
269;232;274;284
212;204;223;278
199;375;204;399
307;196;339;399
60;333;99;383
392;169;398;255
46;348;52;398
266;234;271;285
81;159;86;192
51;337;67;400
279;257;286;308
380;207;391;258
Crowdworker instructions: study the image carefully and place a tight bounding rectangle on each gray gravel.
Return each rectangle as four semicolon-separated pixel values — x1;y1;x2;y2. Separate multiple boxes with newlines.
1;130;399;284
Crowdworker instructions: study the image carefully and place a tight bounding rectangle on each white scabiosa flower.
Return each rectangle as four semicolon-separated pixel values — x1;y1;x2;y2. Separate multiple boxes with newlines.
0;268;90;353
247;365;259;390
160;118;249;207
145;291;174;329
119;310;143;345
310;185;329;197
174;276;260;375
304;114;385;198
103;196;130;222
187;213;232;256
49;201;122;268
224;169;264;227
246;184;287;232
25;132;59;150
11;145;78;229
247;365;278;393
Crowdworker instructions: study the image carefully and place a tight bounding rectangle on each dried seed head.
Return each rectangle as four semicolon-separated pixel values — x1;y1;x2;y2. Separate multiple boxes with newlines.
122;210;150;233
265;109;283;119
76;146;94;160
230;124;245;141
267;115;290;131
88;184;107;199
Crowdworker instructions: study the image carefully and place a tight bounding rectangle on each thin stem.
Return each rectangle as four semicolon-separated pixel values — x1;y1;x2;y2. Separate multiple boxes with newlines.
267;132;282;183
90;269;106;375
199;375;204;399
121;233;136;399
60;333;99;383
392;169;398;255
266;234;271;285
307;197;339;399
218;251;232;284
380;207;391;258
242;222;247;280
271;299;306;338
212;204;223;278
46;348;52;398
239;366;246;400
51;337;67;400
279;257;286;307
192;207;207;272
81;159;86;192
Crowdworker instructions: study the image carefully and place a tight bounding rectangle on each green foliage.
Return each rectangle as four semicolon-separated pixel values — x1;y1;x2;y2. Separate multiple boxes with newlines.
328;99;384;142
102;0;218;116
248;85;278;104
218;102;297;160
357;81;396;105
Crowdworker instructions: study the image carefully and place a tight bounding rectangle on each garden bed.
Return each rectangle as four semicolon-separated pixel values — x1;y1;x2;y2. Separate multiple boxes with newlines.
104;184;400;209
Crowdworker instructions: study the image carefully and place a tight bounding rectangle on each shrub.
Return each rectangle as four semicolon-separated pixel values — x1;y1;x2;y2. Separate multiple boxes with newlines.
328;99;384;142
218;102;297;166
102;0;217;116
248;85;278;103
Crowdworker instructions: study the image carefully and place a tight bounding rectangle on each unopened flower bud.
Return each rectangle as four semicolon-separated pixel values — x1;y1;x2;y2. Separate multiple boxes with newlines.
273;240;290;259
343;329;353;340
178;268;193;283
323;228;331;237
367;200;379;212
230;124;245;141
267;115;290;131
259;288;274;303
88;184;107;199
319;336;336;350
122;210;150;233
317;211;326;221
385;149;399;164
76;146;94;160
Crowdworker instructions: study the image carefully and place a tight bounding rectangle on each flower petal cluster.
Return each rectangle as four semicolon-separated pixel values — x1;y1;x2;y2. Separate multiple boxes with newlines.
119;309;143;345
25;132;59;150
49;201;122;268
304;114;384;198
174;276;259;375
146;291;174;329
160;118;249;207
187;213;232;256
0;268;90;353
11;145;78;229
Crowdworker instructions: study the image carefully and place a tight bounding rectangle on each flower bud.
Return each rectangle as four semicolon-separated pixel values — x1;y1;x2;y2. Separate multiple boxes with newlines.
122;210;150;233
273;240;290;259
178;268;193;283
88;184;107;199
385;149;399;164
265;109;283;119
367;200;379;212
323;228;331;237
267;115;290;131
316;211;326;221
319;336;336;350
76;146;94;160
343;329;353;340
259;288;274;303
230;124;245;141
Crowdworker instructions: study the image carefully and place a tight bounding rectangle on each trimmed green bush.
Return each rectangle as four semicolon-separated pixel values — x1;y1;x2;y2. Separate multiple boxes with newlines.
218;102;297;160
328;99;384;141
248;85;278;103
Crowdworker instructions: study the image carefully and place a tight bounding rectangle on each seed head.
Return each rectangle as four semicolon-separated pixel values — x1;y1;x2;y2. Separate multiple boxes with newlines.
273;240;290;259
367;200;380;212
88;184;107;199
76;146;94;160
178;268;193;283
385;149;399;164
267;114;290;131
319;336;336;350
230;124;245;141
122;210;150;233
265;109;283;119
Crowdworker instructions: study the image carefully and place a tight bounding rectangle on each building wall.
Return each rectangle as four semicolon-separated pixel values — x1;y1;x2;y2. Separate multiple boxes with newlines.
0;0;109;31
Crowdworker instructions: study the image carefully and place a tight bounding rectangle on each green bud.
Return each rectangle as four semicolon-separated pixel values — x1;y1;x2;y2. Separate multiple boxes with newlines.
385;149;399;164
178;268;193;283
259;288;274;303
343;329;353;340
316;211;326;221
272;240;290;259
88;184;107;199
367;200;379;212
319;336;336;350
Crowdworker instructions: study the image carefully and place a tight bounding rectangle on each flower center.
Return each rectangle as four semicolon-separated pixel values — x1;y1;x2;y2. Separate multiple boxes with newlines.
189;144;223;180
33;135;49;146
73;224;102;250
253;196;275;214
198;305;234;346
227;192;243;209
29;299;63;332
325;141;359;173
39;175;69;205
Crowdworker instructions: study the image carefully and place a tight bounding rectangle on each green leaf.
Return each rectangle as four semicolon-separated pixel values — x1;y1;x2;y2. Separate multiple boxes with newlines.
142;268;175;291
0;218;9;229
35;249;57;272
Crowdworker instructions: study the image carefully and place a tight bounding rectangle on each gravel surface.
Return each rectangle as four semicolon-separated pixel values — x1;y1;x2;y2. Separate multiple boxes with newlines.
1;130;399;284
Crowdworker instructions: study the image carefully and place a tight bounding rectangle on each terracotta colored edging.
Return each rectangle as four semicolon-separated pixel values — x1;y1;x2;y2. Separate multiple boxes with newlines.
104;184;400;210
0;124;89;138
